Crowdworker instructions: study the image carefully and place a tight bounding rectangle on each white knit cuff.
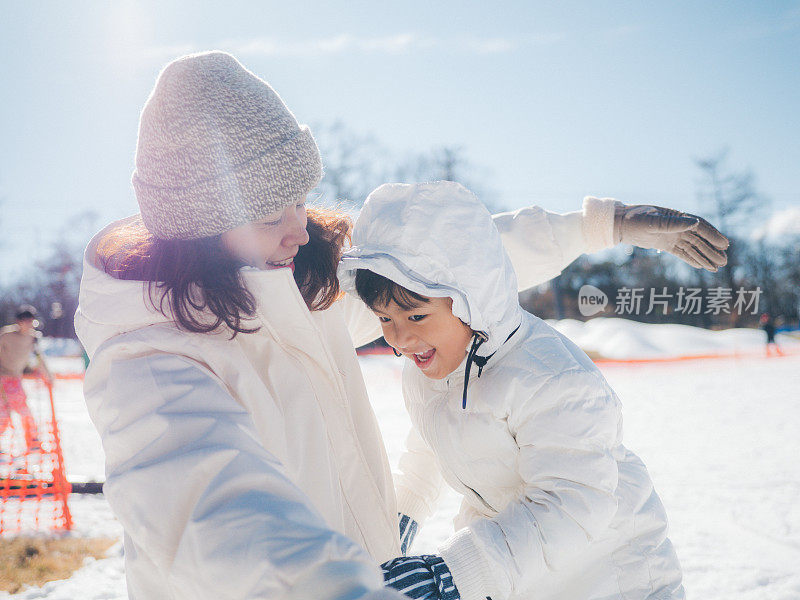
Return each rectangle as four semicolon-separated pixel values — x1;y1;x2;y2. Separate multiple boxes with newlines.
395;487;433;525
581;196;617;252
438;528;494;600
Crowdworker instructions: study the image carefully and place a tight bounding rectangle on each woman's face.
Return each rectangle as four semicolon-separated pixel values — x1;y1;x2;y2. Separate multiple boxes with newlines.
220;200;309;272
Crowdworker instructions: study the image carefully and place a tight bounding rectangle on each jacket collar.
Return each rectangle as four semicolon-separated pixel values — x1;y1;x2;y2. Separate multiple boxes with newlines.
424;309;528;394
75;217;304;358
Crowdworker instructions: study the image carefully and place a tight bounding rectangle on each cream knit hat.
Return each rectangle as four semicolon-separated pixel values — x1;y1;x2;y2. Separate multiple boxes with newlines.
132;51;322;240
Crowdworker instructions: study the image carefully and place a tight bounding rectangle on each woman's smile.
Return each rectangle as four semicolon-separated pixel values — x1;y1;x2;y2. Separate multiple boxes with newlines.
265;256;296;271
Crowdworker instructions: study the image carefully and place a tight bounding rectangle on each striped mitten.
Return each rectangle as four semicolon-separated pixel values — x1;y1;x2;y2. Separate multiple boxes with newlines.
381;555;460;600
398;513;419;555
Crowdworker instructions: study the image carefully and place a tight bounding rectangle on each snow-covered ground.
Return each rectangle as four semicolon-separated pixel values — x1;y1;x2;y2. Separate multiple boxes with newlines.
3;321;799;599
548;318;800;360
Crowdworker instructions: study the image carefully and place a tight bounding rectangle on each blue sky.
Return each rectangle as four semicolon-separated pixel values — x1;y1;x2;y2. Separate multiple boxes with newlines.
1;1;798;281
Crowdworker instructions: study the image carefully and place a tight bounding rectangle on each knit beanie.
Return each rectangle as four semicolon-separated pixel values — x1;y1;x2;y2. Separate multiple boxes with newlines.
132;51;322;240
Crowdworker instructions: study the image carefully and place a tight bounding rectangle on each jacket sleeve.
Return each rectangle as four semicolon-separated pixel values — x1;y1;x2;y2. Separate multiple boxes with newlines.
394;424;445;527
492;197;617;291
438;368;621;600
96;352;405;600
394;370;446;526
340;291;385;348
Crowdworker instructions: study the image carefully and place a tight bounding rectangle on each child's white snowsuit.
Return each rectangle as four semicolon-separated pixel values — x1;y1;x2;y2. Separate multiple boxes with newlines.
339;182;685;600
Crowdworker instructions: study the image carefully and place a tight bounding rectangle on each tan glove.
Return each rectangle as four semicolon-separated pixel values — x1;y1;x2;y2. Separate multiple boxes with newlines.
614;202;729;271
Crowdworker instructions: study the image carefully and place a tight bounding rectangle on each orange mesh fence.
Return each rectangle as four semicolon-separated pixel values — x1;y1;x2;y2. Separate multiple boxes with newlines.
594;345;799;365
52;372;85;380
1;375;72;536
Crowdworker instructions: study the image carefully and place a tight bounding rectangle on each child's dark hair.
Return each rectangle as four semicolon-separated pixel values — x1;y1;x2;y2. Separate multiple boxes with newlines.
354;269;429;310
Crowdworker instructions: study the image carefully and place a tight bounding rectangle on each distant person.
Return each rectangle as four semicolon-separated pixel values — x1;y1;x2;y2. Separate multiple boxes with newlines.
759;313;783;356
0;305;52;452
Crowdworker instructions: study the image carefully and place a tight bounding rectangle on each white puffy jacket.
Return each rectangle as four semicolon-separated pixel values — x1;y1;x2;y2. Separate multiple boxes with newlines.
75;197;618;600
339;182;685;600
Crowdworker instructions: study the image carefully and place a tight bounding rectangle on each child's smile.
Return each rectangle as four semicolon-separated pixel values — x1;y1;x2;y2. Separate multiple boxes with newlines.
412;348;436;370
371;296;474;379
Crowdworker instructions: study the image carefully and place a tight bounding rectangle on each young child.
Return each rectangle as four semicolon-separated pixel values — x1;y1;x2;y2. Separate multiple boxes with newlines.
339;182;685;600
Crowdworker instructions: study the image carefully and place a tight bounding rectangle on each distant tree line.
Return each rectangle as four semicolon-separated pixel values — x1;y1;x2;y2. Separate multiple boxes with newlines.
522;240;799;330
1;129;797;338
311;120;501;212
0;211;97;338
525;151;799;329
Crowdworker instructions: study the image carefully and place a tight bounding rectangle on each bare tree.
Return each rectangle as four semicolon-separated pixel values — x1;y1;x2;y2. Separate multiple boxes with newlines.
740;235;800;323
695;149;768;325
393;145;504;211
313;123;502;213
1;210;98;336
695;149;763;232
313;121;391;207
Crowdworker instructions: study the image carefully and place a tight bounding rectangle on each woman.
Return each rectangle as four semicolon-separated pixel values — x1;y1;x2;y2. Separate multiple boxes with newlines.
75;51;726;600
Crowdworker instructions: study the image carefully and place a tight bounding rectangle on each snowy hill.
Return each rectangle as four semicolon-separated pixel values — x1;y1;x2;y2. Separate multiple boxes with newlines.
548;317;800;360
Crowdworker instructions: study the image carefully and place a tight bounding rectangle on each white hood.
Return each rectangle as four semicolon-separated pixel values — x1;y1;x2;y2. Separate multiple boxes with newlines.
339;181;523;356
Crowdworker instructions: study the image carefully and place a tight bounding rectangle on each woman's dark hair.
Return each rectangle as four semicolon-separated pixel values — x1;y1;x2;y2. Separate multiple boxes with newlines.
97;207;351;337
354;269;429;311
294;208;352;311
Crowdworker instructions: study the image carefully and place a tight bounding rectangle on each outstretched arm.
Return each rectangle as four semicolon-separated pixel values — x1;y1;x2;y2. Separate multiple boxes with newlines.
494;197;728;291
343;197;729;345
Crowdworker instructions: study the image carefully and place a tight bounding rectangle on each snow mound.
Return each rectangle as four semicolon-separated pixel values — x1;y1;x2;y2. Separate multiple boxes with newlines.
547;318;799;360
39;337;83;358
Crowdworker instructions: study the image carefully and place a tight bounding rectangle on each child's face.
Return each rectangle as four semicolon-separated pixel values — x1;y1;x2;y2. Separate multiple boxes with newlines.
220;200;309;272
372;296;474;380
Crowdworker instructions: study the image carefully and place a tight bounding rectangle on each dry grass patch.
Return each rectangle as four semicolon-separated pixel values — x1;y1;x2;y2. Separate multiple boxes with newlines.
582;348;609;361
0;536;117;594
